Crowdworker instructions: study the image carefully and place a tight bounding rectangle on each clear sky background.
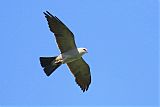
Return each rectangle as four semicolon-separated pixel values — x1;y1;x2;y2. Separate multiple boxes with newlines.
0;0;158;106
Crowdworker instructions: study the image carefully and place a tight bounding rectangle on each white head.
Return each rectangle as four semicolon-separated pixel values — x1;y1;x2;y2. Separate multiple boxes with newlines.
78;48;88;55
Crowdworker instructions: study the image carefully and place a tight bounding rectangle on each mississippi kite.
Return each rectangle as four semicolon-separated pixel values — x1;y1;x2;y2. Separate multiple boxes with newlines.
40;11;91;92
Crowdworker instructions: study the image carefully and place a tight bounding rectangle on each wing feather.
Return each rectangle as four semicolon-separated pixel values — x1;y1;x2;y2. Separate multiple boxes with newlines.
67;58;91;92
44;11;77;53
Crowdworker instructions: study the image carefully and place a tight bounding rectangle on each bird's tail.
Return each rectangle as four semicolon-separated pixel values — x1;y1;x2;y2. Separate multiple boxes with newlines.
39;56;62;76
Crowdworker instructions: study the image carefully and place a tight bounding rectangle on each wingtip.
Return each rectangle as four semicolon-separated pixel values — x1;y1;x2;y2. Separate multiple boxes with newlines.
75;79;90;92
43;11;47;15
80;85;89;92
82;88;87;92
46;11;54;17
46;11;50;14
43;11;53;17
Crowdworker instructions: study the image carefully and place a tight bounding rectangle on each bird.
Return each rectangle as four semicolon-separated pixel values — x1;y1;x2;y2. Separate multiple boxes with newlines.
40;11;91;92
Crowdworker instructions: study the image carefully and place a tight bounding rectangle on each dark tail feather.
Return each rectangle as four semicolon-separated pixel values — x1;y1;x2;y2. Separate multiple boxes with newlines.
39;57;62;76
44;62;62;76
40;57;57;67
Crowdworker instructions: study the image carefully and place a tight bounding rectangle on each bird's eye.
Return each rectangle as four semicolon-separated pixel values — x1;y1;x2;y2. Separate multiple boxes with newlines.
83;49;86;51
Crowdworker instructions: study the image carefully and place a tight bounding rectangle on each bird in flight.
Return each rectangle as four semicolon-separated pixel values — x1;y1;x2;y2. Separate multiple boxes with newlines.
40;11;91;92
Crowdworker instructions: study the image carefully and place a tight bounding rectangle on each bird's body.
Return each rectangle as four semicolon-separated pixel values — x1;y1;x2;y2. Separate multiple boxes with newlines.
40;11;91;92
56;48;87;64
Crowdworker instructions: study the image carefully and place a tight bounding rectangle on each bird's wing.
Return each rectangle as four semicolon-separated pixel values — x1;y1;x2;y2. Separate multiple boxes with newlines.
67;58;91;92
44;11;77;53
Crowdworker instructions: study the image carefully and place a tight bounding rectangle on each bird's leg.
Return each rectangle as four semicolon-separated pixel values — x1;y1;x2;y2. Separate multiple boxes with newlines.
55;55;70;64
56;56;70;64
61;56;69;64
55;55;63;64
55;59;63;64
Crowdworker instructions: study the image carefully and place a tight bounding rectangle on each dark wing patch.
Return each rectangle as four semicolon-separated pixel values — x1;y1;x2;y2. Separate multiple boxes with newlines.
43;11;77;53
67;58;91;92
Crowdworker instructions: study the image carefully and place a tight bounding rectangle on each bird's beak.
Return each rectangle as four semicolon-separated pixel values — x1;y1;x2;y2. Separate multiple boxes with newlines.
86;51;88;53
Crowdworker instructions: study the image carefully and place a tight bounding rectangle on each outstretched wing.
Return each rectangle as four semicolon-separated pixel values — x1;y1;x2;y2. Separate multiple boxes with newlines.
44;11;77;53
67;58;91;92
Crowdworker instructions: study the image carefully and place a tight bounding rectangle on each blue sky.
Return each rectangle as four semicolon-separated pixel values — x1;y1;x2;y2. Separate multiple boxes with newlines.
0;0;158;106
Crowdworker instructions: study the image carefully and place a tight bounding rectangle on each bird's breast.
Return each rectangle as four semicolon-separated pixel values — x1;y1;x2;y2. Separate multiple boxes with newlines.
62;53;82;64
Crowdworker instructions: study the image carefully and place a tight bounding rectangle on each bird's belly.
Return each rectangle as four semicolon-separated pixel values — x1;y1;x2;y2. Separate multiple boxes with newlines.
63;55;81;64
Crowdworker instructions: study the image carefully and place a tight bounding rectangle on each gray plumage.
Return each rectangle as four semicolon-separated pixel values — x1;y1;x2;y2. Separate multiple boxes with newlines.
40;11;91;92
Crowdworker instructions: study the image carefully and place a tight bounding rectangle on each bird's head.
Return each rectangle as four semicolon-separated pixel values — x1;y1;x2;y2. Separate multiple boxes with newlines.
78;48;88;55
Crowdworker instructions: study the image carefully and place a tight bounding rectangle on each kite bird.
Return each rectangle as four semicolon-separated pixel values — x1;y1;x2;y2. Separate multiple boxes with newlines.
40;11;91;92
